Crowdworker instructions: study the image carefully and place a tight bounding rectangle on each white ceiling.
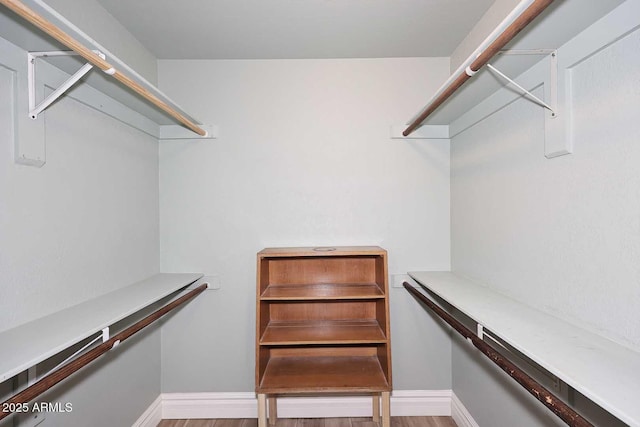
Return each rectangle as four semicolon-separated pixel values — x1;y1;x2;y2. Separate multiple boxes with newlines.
94;0;495;60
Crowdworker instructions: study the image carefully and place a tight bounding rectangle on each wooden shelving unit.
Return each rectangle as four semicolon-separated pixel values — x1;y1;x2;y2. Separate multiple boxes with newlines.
256;246;392;427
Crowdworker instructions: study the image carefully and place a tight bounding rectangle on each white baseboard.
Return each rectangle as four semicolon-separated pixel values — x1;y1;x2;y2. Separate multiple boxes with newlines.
162;392;257;419
451;393;480;427
158;390;453;420
132;395;163;427
390;390;452;417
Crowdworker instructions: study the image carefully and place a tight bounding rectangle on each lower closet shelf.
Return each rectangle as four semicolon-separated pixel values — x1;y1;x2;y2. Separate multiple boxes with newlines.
257;355;390;394
408;271;640;427
0;272;203;383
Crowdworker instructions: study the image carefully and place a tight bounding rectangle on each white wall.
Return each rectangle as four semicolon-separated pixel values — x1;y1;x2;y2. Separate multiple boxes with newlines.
450;11;640;427
0;35;160;426
158;58;453;392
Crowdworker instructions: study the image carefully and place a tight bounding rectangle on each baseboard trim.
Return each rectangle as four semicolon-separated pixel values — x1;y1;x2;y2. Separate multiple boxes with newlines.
162;392;257;420
390;390;452;417
158;390;453;420
132;394;163;427
451;393;480;427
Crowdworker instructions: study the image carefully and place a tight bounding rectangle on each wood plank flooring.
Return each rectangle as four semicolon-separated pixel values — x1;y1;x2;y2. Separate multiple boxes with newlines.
158;417;457;427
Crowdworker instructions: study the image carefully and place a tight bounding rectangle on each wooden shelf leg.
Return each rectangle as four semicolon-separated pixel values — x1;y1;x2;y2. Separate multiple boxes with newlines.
372;394;380;423
258;394;267;427
381;391;390;427
268;396;277;425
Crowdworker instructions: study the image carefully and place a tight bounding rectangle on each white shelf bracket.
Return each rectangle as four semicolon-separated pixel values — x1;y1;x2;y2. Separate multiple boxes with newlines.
102;326;121;350
101;327;110;343
487;51;558;117
27;50;104;120
477;323;485;340
494;49;569;158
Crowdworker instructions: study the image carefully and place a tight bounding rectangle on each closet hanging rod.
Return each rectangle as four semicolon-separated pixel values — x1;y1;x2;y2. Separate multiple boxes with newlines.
0;283;208;421
402;0;554;137
0;0;207;137
403;282;593;427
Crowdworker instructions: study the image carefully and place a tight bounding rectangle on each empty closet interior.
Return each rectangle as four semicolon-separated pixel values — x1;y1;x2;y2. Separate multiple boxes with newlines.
0;0;638;426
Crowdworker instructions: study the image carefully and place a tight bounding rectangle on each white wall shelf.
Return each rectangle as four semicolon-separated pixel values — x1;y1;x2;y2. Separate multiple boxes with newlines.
399;0;624;157
0;0;215;141
408;271;640;427
0;272;202;383
418;0;623;126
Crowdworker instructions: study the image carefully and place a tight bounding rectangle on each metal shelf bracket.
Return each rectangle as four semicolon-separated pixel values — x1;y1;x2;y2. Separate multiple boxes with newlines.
477;323;485;340
490;49;558;117
27;50;104;119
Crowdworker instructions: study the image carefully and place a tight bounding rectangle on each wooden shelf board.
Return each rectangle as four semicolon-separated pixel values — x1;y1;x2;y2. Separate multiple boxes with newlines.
0;272;202;382
261;283;384;300
257;356;390;394
260;320;387;345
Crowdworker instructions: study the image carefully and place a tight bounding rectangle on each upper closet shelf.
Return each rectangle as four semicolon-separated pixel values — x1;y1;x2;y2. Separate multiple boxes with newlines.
392;0;626;148
408;271;640;427
0;0;215;140
0;272;203;383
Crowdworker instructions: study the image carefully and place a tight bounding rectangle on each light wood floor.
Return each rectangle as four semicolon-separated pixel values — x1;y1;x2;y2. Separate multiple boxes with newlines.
158;417;457;427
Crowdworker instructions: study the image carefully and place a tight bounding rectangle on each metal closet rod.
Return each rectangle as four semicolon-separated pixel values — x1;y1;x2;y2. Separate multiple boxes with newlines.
403;0;554;137
0;0;207;137
403;282;594;427
0;283;208;421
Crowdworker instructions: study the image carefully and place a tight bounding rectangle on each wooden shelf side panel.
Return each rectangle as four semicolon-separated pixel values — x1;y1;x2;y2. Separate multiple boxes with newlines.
375;299;388;338
377;345;391;384
258;257;271;295
375;255;388;290
257;346;270;389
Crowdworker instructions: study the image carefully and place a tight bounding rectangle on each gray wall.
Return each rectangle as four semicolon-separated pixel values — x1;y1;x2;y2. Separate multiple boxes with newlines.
157;58;453;393
0;34;160;426
450;12;640;427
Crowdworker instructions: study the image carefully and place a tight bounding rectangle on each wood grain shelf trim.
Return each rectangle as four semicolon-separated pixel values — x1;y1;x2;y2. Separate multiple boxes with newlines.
257;356;390;394
260;320;387;345
258;246;387;258
260;283;384;300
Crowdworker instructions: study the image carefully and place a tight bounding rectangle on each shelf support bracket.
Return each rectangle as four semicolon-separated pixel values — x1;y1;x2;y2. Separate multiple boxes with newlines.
476;323;485;340
487;49;558;117
27;50;104;120
494;49;568;158
487;63;556;116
